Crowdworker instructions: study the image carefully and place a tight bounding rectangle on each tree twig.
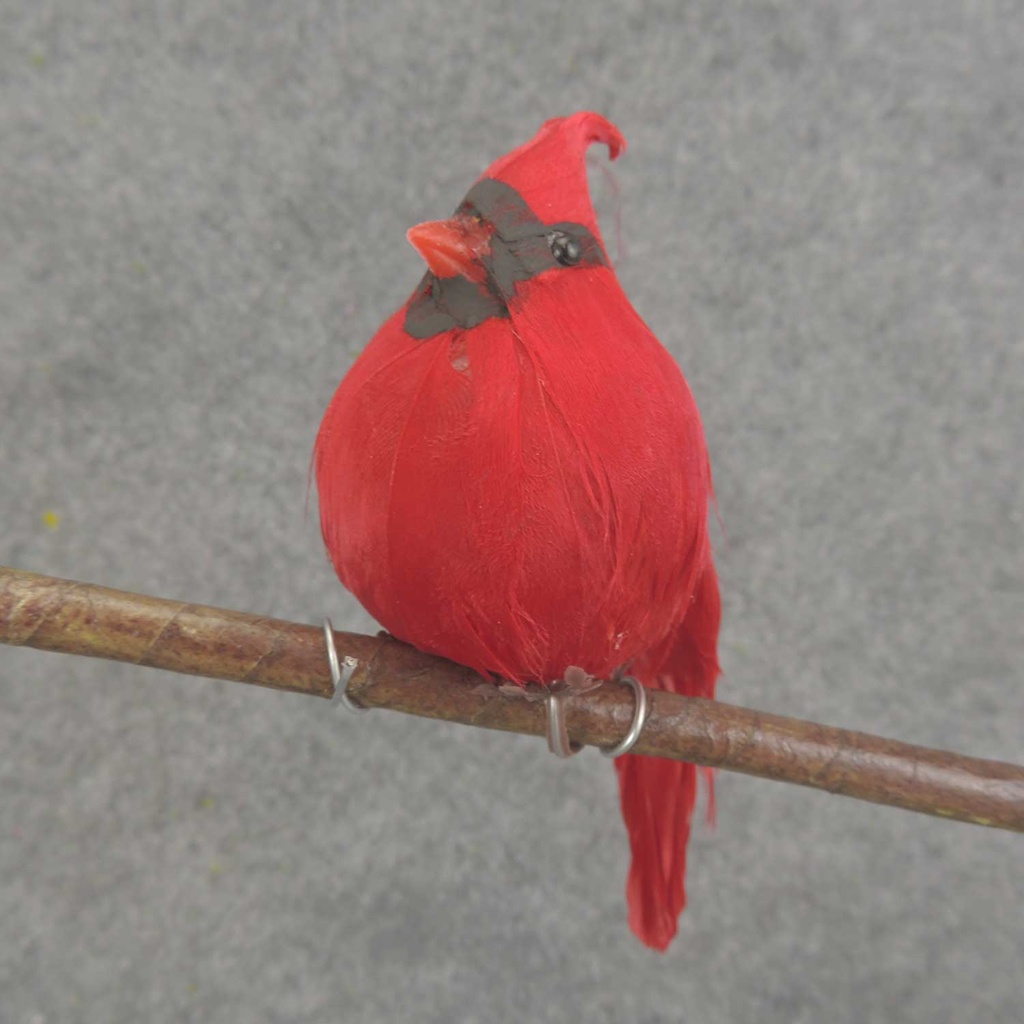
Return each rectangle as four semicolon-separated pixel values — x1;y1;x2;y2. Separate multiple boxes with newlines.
1;565;1022;833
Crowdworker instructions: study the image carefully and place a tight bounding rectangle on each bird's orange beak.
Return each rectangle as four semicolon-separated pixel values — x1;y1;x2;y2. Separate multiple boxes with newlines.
406;216;492;281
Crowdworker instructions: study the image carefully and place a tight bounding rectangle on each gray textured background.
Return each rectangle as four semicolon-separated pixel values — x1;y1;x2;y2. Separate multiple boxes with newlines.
2;3;1022;1022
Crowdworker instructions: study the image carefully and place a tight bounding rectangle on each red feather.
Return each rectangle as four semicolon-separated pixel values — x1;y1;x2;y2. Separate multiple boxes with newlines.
315;112;720;950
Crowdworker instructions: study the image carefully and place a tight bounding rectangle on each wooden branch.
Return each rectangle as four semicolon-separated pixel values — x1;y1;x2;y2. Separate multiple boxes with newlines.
2;565;1022;833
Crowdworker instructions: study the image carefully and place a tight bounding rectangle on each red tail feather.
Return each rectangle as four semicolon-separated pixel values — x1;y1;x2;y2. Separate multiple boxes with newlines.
615;560;721;951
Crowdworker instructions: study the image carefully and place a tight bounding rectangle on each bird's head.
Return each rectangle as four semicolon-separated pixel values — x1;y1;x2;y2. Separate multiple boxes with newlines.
404;112;625;339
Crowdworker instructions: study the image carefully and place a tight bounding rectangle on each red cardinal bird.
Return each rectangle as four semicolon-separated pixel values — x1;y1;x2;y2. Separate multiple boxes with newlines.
315;112;720;950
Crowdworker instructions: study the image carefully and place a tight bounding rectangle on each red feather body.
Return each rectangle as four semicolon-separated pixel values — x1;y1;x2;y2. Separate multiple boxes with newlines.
315;113;720;950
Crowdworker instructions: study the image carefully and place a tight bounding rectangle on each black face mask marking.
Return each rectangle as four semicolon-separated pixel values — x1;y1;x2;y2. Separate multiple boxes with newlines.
404;179;608;340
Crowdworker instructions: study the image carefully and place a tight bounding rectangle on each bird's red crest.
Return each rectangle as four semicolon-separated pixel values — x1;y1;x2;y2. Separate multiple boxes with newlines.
478;111;625;255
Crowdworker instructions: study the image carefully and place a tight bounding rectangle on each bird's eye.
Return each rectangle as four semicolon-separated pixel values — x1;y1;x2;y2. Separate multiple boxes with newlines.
547;230;582;267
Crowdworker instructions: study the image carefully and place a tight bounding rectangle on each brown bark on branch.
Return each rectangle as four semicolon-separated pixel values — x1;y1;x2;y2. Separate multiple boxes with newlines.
1;565;1022;833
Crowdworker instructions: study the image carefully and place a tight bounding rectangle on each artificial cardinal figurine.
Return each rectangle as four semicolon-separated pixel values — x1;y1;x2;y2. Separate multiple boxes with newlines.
315;112;720;951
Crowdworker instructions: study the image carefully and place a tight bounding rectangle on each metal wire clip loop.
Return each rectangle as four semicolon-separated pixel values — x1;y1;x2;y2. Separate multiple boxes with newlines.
546;673;649;759
546;689;582;758
600;675;649;758
323;618;368;714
